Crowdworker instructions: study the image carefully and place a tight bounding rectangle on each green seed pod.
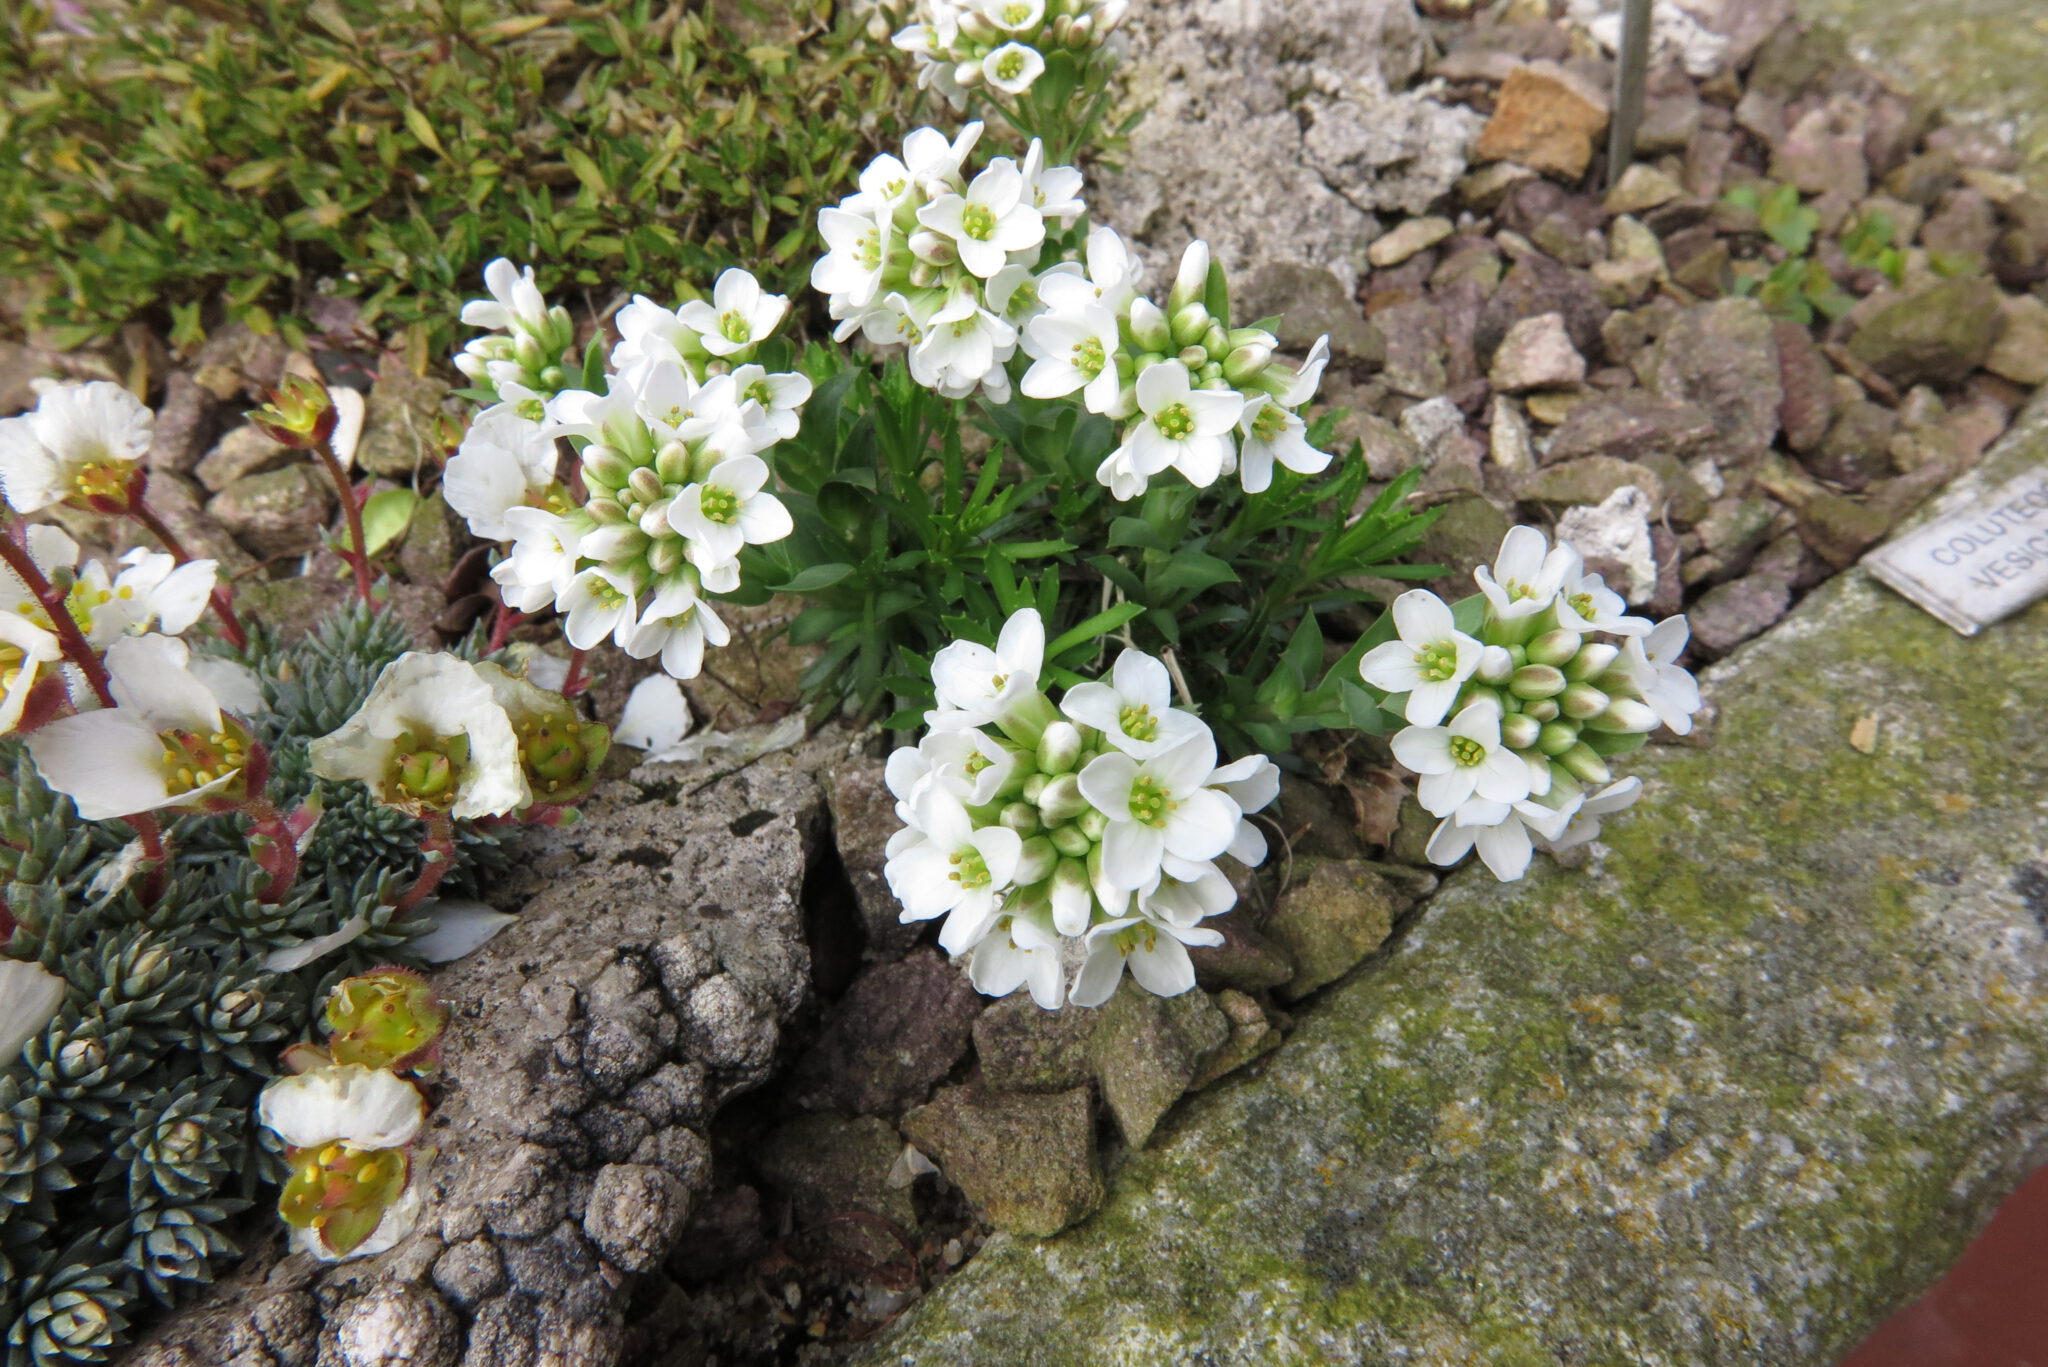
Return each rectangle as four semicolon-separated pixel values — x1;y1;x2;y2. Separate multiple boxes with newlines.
1559;683;1610;721
1525;629;1579;667
326;969;448;1073
1509;665;1567;700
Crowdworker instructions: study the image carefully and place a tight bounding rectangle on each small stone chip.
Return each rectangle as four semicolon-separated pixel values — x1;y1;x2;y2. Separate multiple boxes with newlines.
1848;714;1879;754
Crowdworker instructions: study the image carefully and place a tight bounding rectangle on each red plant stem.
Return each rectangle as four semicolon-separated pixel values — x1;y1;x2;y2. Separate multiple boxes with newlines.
392;813;456;917
0;522;169;904
486;602;525;653
561;647;588;698
311;438;375;605
127;499;248;650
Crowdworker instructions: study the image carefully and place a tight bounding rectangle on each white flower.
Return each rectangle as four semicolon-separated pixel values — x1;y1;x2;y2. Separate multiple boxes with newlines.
617;674;696;758
1206;753;1280;865
444;412;559;541
900;121;983;197
1058;648;1204;760
259;1063;426;1150
979;0;1044;31
1357;590;1485;726
916;158;1045;279
927;608;1044;730
460;258;551;336
1093;445;1148;501
1070;914;1222;1008
1545;777;1644;852
912;291;1018;395
292;1179;423;1264
27;634;251;820
728;364;814;444
556;567;640;651
1554;561;1652;637
982;40;1046;94
1276;336;1332;408
1476;525;1577;623
610;295;699;375
968;911;1065;1010
678;269;788;357
812;205;895;313
1619;616;1702;735
1018;139;1085;223
1236;396;1331;494
308;652;529;820
0;381;153;512
491;508;582;612
1021;300;1122;413
885;789;1023;953
1114;362;1243;489
1390;701;1533;818
0;959;67;1069
0;611;60;736
106;549;218;640
625;576;731;680
1039;226;1140;317
1078;731;1240;891
666;453;794;572
1425;793;1579;882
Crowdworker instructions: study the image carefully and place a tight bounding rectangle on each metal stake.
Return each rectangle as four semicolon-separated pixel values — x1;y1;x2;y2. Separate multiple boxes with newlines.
1607;0;1653;189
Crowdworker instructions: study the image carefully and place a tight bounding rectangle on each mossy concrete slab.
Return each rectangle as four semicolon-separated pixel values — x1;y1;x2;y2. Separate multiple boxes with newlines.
861;401;2048;1365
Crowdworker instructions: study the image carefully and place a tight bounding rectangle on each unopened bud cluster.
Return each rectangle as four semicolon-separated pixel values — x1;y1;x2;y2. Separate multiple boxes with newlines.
453;259;582;414
887;0;1129;106
1360;527;1704;882
815;122;1337;499
885;609;1277;1009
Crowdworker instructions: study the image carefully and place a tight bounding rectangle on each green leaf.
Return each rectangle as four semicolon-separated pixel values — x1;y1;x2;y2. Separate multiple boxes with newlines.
772;563;855;593
358;488;418;557
1044;602;1145;662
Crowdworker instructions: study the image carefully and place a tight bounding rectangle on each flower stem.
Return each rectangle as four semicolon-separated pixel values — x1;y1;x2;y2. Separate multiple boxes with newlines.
392;812;456;917
0;523;115;708
486;601;525;653
127;498;248;650
311;438;375;605
561;648;588;698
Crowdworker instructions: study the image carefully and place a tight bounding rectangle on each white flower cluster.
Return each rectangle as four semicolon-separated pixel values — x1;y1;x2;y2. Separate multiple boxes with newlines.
884;609;1277;1009
450;262;810;680
888;0;1129;107
1359;527;1703;881
453;259;582;414
814;124;1335;499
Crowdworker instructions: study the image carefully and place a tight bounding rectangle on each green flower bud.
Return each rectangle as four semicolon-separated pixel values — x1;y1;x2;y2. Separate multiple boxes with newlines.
1177;345;1210;369
1526;629;1579;667
586;495;629;526
514;331;547;372
626;465;665;504
1077;807;1109;841
655;440;691;484
1587;698;1659;734
1170;240;1210;315
1594;667;1641;700
1169;302;1212;349
1014;835;1058;884
1038;721;1083;775
538;365;568;391
546;304;576;351
1509;665;1567;700
1037;773;1090;825
1558;742;1612;785
1052;855;1091;911
1537;720;1580;755
1001;802;1043;836
1559;683;1610;721
1048;822;1093;858
581;444;631;489
1223;342;1273;386
1021;772;1050;804
1201;321;1230;354
1523;698;1561;723
1500;713;1543;750
1564;642;1620;681
647;536;684;576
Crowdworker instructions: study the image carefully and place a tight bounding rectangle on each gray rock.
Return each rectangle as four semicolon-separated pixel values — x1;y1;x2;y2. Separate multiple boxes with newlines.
353;368;452;479
821;756;922;960
862;398;2048;1364
1775;318;1838;454
900;1085;1103;1237
1983;294;2048;386
1098;0;1477;296
972;994;1100;1093
1089;988;1232;1148
1237;262;1386;364
1186;908;1298;993
1188;989;1284;1090
1397;395;1466;456
756;1113;917;1230
128;740;841;1367
1770;100;1870;200
1368;216;1454;268
1807;399;1899;491
1555;485;1658;604
1487;395;1535;474
1487;312;1587;393
1519;457;1667;512
1264;859;1430;1001
1478;255;1609;364
1687;572;1795;655
1378;299;1448;399
789;951;983;1116
195;425;292;493
1650;298;1784;464
1846;275;2004;387
1545;390;1718;465
206;467;335;558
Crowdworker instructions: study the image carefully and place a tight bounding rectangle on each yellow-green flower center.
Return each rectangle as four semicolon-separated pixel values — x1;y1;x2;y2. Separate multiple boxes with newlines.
1449;736;1486;767
698;483;740;525
1415;642;1460;683
995;49;1028;80
961;203;998;242
158;726;248;797
1128;774;1175;827
1154;402;1195;440
68;458;131;508
1119;703;1158;742
1071;336;1106;379
1251;403;1289;442
947;848;993;890
718;309;751;345
387;732;471;807
1568;592;1597;621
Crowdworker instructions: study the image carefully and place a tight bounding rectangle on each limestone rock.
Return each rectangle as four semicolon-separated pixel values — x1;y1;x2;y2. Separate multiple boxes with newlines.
1474;61;1609;179
901;1085;1103;1237
1847;276;2004;387
1775;318;1838;454
788;951;983;1116
1368;216;1454;268
1602;163;1684;215
1520;457;1667;512
1187;907;1298;993
1687;572;1794;655
1238;262;1387;364
1807;400;1898;492
820;756;922;960
1487;312;1587;392
863;398;2048;1365
1984;294;2048;386
206;467;334;557
1555;485;1658;604
354;368;452;478
1546;390;1718;464
756;1113;917;1230
1263;859;1427;1001
195;424;292;493
1189;990;1284;1090
1089;988;1232;1148
1099;0;1478;296
1650;298;1783;464
972;994;1100;1093
128;739;840;1367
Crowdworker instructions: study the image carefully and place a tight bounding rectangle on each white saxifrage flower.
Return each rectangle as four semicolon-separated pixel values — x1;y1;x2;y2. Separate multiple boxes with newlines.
666;454;796;570
1058;648;1203;760
1070;914;1223;1008
308;652;529;820
445;411;560;541
1425;794;1578;882
1207;752;1280;864
27;634;254;820
458;258;552;337
258;1064;426;1151
0;381;153;513
1234;394;1331;494
1018;138;1085;223
677;269;789;358
729;364;815;444
968;910;1065;1010
1554;559;1652;637
1106;362;1244;491
916;158;1045;279
0;611;60;736
885;789;1024;953
1357;590;1485;726
911;291;1018;397
0;959;68;1069
624;574;730;681
927;607;1046;731
1475;525;1577;623
1545;777;1644;852
1078;732;1240;891
1390;700;1533;817
1020;299;1122;413
982;40;1046;94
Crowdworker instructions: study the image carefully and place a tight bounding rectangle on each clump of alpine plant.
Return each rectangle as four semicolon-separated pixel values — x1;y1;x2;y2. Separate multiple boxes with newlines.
887;0;1130;108
1358;526;1704;882
883;608;1276;1009
449;260;808;681
813;123;1334;498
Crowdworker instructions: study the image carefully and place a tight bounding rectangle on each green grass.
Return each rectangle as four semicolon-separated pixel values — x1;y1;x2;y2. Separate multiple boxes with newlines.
0;0;922;356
